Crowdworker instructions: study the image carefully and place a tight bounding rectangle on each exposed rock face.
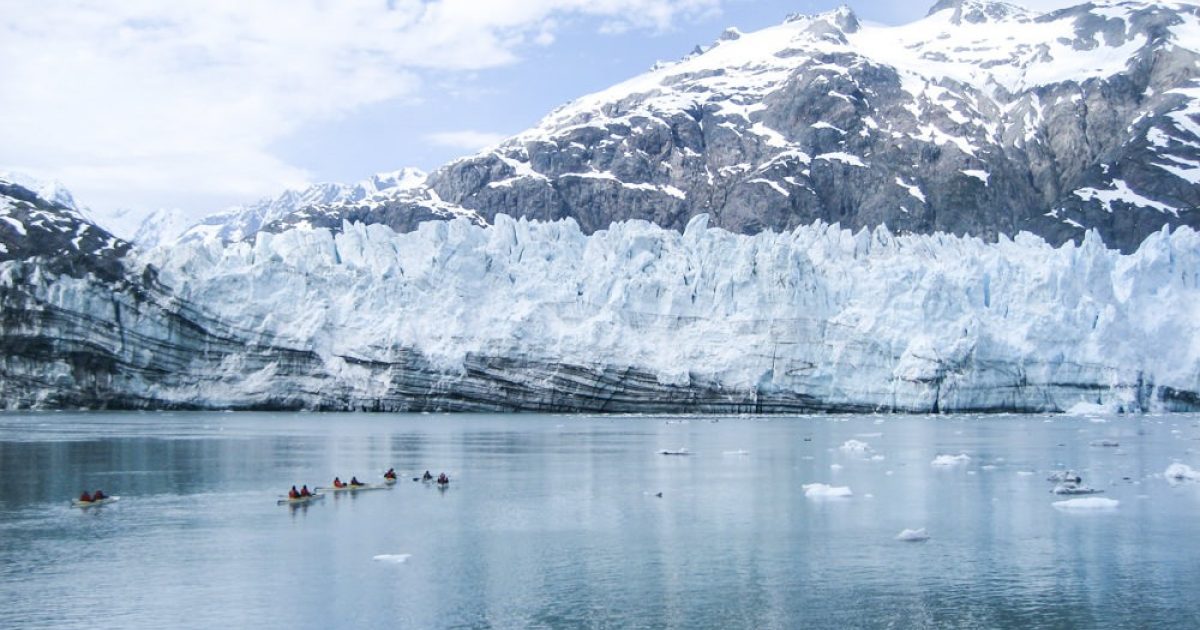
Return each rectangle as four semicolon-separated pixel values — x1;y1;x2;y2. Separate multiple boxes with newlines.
264;1;1199;254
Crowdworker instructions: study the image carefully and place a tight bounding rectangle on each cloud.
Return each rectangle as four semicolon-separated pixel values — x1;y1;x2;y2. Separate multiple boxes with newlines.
425;131;510;152
0;0;721;215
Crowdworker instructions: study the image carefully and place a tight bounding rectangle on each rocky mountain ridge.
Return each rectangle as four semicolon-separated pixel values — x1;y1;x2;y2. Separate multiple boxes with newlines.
247;0;1199;253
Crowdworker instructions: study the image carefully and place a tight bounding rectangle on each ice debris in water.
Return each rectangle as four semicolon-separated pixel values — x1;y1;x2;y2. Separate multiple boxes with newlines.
803;483;852;499
373;554;412;564
1052;483;1103;495
931;454;971;467
1090;440;1120;447
896;528;930;542
658;448;690;456
722;450;750;456
840;439;873;454
1047;470;1082;483
1053;497;1120;510
1165;463;1199;482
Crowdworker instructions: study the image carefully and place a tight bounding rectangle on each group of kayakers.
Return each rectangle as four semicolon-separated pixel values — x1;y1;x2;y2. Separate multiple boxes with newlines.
77;490;108;503
284;468;449;499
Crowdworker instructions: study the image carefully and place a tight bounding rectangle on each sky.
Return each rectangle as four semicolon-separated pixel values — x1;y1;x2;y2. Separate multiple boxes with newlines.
0;0;1092;220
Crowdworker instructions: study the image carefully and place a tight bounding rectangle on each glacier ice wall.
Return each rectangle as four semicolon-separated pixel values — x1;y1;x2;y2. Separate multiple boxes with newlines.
130;214;1200;413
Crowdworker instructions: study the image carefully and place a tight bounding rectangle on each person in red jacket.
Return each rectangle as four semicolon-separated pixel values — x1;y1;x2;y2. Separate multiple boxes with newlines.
288;486;300;500
79;491;93;503
332;477;345;488
300;485;312;497
92;490;106;500
383;468;397;481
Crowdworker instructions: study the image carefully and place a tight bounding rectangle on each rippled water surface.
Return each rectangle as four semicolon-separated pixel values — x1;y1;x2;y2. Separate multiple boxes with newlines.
1;412;1198;629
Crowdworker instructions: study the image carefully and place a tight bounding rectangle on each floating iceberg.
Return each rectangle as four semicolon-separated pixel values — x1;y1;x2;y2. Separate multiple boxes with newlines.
1053;497;1120;510
896;528;930;542
931;454;971;467
802;483;852;499
839;439;873;454
1052;483;1103;495
1165;463;1199;482
1047;470;1082;483
372;554;412;564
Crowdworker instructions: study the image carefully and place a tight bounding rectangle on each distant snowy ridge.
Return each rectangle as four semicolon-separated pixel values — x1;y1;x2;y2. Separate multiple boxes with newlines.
174;167;427;245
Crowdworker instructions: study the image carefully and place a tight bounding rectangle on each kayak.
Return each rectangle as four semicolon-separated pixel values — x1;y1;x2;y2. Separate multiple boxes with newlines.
72;496;119;508
319;483;390;493
277;493;325;506
383;477;398;485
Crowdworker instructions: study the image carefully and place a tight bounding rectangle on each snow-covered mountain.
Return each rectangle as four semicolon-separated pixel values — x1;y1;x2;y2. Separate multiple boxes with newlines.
173;168;427;245
2;1;1199;413
284;0;1198;253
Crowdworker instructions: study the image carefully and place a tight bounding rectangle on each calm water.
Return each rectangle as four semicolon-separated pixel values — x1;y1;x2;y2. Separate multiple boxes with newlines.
1;412;1198;629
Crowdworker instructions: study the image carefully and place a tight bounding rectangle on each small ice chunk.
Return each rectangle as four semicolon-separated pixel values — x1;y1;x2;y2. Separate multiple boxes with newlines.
1090;440;1120;447
840;439;873;454
896;528;930;542
802;483;852;499
1065;402;1118;416
1053;497;1119;510
931;454;971;467
1017;471;1035;476
373;554;412;564
658;448;690;456
723;450;750;456
1165;463;1199;482
1047;470;1082;483
1052;483;1102;495
830;464;844;471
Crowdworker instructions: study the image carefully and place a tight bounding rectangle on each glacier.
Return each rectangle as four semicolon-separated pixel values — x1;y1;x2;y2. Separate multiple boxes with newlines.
65;213;1189;413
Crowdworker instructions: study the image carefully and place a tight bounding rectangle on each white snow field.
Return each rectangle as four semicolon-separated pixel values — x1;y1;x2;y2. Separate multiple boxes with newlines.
142;213;1200;413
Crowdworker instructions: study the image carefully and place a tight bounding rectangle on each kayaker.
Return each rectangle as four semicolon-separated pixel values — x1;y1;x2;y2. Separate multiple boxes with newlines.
79;491;93;503
333;477;345;488
300;485;312;497
422;471;433;481
384;468;397;480
437;473;449;485
93;490;106;500
350;476;363;487
289;486;300;500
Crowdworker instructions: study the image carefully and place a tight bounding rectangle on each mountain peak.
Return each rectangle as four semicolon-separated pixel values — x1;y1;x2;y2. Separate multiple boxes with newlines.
926;0;1033;24
786;5;860;34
